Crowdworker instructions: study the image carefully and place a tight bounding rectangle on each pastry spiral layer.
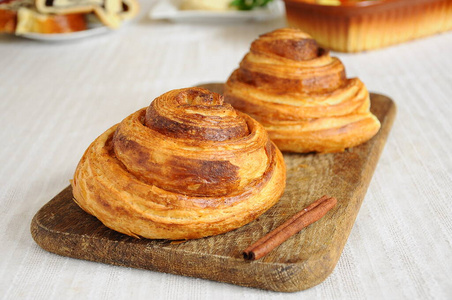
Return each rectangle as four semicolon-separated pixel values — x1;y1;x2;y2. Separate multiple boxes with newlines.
72;88;286;240
224;28;381;153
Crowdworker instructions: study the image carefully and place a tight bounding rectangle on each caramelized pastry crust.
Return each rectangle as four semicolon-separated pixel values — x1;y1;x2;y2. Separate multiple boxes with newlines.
72;88;286;240
224;28;381;153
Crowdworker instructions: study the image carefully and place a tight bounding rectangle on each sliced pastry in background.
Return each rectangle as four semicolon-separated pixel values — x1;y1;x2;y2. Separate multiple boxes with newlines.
0;0;139;35
72;87;286;240
35;0;139;29
0;0;87;34
224;28;381;153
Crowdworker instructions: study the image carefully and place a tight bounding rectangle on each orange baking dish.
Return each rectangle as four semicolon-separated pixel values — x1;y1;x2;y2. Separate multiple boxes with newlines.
283;0;452;52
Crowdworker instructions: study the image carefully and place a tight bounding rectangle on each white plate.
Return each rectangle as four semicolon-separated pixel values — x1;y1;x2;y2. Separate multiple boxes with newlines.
17;23;110;42
149;0;285;23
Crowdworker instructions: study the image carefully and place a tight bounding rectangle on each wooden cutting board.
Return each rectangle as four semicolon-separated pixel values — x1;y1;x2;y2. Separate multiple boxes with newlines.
31;83;396;292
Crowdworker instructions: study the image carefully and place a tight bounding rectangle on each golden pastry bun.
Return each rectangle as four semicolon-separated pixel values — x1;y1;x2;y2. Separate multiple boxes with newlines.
72;88;286;240
224;28;381;153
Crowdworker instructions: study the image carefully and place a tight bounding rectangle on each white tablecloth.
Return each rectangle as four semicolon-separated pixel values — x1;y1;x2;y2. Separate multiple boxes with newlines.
1;1;451;299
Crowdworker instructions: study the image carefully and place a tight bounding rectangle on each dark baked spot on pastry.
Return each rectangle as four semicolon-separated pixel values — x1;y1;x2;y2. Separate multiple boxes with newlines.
199;159;239;183
237;65;346;94
113;132;150;165
112;131;162;184
302;68;347;93
179;88;221;106
166;156;240;197
104;135;115;156
97;195;132;218
144;94;249;141
238;68;292;90
113;205;131;217
145;107;246;141
264;140;274;162
263;39;319;61
96;195;111;209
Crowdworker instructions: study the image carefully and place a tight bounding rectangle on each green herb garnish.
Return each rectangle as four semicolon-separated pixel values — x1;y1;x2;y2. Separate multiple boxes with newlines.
230;0;274;10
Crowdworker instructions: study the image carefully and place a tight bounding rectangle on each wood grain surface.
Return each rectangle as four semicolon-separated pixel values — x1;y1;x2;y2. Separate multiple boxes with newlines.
30;83;396;292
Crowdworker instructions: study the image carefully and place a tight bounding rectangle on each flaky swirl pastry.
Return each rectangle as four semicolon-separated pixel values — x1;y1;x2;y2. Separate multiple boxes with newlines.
72;88;286;240
224;28;381;153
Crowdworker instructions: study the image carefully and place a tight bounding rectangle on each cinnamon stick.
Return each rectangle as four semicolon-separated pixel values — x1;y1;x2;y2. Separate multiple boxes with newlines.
243;195;337;261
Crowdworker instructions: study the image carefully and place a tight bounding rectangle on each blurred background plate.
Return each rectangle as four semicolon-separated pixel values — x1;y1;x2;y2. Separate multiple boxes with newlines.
149;0;285;23
17;23;110;42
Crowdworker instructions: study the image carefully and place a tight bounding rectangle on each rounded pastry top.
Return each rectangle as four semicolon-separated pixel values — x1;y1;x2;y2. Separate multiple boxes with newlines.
251;28;318;61
236;28;346;93
145;88;249;142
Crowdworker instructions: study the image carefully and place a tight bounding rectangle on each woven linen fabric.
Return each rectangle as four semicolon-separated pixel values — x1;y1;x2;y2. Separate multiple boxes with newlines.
0;1;451;299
